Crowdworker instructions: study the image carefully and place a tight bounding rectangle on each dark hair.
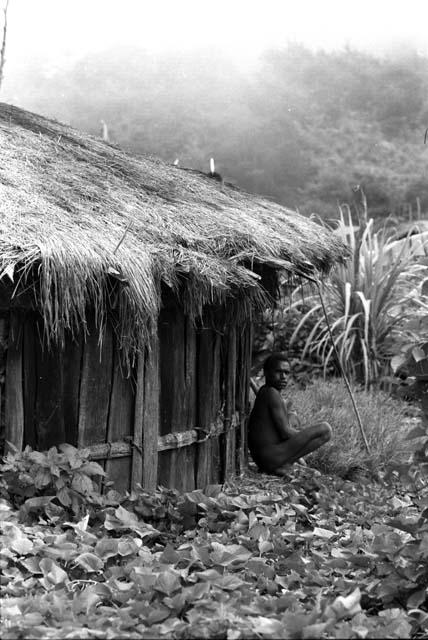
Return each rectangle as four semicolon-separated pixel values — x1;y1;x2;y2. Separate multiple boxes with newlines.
263;352;289;375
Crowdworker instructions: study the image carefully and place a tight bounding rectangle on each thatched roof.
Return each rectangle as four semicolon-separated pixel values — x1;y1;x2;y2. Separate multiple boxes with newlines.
0;103;347;358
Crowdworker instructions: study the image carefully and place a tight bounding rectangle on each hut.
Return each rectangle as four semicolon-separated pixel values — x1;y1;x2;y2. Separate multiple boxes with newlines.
0;103;346;492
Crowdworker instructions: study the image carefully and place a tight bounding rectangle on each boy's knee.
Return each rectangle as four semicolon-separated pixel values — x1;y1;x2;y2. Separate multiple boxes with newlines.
320;421;332;442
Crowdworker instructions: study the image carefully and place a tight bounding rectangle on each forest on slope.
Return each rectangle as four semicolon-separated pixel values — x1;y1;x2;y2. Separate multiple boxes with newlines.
3;45;428;220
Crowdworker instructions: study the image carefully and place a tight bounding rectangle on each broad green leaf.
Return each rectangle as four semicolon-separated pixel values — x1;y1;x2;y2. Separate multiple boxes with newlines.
39;558;68;585
79;461;106;477
19;557;41;574
323;587;362;621
407;588;427;608
23;496;55;510
163;591;186;612
302;621;333;639
213;574;245;590
252;617;284;636
412;347;426;362
74;552;104;572
146;604;171;625
258;540;274;555
95;537;119;560
71;472;94;495
28;451;48;465
154;570;181;596
33;467;52;489
159;543;180;564
56;487;72;507
21;612;44;625
118;537;141;556
312;526;336;539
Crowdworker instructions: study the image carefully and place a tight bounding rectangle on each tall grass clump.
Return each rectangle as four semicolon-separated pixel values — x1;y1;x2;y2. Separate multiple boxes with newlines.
289;378;413;477
290;200;428;388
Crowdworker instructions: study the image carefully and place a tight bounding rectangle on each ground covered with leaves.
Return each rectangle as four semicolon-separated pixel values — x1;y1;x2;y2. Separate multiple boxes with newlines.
1;448;427;639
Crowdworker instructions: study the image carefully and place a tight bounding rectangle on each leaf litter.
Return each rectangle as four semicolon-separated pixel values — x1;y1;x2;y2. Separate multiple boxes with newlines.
1;462;427;639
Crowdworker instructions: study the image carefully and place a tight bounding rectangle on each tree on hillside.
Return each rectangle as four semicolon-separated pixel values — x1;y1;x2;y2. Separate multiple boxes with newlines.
0;0;10;91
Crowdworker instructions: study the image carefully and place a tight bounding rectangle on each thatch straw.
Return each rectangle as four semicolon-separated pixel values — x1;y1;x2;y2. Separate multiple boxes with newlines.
0;103;348;361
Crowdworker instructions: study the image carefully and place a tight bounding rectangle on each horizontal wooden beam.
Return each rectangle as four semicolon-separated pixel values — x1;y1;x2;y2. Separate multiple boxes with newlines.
157;429;199;452
84;413;241;460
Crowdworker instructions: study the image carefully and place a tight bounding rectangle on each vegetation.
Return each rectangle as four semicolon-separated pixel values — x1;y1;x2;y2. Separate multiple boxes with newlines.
289;204;428;387
2;45;428;220
1;426;427;639
1;35;428;640
286;379;416;479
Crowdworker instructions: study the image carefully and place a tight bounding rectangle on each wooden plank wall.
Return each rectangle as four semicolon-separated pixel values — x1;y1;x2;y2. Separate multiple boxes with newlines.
4;310;136;493
158;300;197;491
235;323;252;471
196;326;222;487
5;310;24;451
3;304;253;492
0;312;8;447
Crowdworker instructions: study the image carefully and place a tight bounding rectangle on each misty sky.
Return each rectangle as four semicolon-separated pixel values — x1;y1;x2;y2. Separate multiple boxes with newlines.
3;0;428;71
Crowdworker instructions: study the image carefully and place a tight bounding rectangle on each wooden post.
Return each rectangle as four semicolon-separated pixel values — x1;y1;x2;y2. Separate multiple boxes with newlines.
196;327;215;487
241;323;252;469
131;352;145;488
22;314;37;449
78;325;113;447
142;335;159;489
5;310;24;452
105;353;134;494
132;336;160;490
224;326;237;478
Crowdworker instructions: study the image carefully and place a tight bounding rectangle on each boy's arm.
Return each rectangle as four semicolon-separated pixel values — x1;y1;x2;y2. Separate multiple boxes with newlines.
266;388;299;439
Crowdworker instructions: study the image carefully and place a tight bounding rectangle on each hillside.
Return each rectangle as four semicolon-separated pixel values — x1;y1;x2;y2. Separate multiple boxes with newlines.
2;45;427;220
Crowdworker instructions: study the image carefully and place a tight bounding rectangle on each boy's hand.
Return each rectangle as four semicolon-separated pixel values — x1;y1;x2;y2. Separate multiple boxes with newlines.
283;398;293;411
288;411;301;429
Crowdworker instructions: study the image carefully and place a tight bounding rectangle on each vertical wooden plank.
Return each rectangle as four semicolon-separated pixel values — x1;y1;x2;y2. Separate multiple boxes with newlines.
158;301;179;487
62;333;83;446
132;334;160;491
105;353;134;493
35;328;66;450
185;318;197;430
158;302;196;491
235;323;251;473
210;331;222;484
5;310;24;452
224;326;237;479
23;314;37;449
196;327;214;488
159;301;186;435
78;324;113;447
0;313;9;443
239;323;252;472
242;322;252;469
142;335;160;490
131;352;145;488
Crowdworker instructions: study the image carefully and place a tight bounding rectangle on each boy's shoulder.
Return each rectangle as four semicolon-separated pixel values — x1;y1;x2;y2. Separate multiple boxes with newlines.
257;385;282;403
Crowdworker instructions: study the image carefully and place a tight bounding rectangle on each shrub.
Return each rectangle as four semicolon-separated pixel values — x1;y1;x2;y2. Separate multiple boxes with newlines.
0;443;106;518
290;203;428;388
287;378;415;478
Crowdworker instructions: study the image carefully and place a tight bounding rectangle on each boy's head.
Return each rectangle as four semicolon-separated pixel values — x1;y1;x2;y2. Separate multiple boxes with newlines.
263;352;290;390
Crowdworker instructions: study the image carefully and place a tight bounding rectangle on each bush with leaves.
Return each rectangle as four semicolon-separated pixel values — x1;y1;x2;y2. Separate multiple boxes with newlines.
390;341;428;478
374;346;428;618
252;304;335;386
289;203;428;388
0;443;106;519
